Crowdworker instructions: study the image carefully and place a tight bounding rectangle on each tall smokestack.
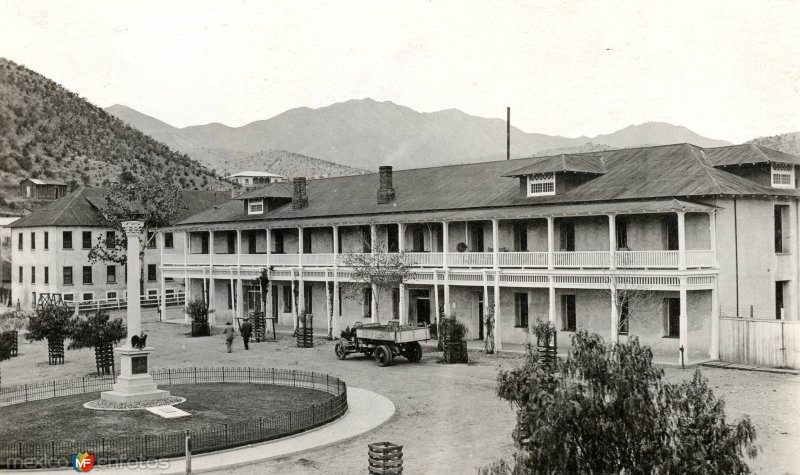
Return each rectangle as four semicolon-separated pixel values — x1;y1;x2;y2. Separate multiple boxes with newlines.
507;106;511;160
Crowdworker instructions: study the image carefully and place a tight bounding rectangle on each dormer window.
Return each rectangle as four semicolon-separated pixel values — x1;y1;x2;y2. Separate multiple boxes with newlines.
248;199;264;215
527;173;556;197
771;164;795;189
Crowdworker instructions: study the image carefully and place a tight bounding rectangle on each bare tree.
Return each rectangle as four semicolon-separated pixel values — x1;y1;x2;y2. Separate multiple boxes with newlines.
339;243;410;324
599;271;663;343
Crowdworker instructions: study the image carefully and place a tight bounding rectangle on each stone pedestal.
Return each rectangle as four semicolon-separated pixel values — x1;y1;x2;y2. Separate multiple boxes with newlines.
101;347;170;403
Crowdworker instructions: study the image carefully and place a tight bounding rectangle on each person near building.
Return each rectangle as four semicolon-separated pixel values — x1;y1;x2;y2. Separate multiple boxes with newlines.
223;321;235;353
241;317;253;350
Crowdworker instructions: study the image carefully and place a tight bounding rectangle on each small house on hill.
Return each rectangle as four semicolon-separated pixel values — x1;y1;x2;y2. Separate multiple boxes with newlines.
20;178;68;200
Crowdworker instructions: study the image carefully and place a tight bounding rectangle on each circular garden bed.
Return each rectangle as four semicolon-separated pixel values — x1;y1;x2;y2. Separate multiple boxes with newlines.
0;368;347;469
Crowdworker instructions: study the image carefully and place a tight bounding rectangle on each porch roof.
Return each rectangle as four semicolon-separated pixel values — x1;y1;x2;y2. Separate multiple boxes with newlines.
171;199;716;231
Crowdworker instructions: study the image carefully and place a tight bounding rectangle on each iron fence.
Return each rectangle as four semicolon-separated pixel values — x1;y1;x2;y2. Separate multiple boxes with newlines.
0;367;347;468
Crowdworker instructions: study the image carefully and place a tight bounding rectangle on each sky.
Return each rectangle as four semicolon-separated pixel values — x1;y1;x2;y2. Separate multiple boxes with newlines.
0;0;798;143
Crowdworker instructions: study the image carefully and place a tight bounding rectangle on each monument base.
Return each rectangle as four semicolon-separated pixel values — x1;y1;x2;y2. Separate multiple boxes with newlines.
101;347;170;404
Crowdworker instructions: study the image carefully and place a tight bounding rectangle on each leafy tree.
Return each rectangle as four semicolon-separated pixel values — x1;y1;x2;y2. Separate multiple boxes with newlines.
26;303;72;364
68;311;127;374
339;244;409;323
483;331;758;474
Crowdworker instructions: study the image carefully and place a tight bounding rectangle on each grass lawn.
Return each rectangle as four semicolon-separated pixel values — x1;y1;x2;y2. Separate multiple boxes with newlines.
0;383;332;443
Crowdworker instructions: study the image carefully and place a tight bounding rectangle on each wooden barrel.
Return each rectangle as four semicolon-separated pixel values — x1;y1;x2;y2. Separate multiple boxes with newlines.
368;442;403;474
443;340;468;364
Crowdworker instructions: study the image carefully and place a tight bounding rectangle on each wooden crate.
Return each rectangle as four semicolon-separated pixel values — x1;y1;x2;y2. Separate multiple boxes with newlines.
368;442;403;474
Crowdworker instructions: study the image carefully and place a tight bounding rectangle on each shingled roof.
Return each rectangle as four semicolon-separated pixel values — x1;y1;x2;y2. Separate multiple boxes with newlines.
502;153;606;176
10;187;231;228
704;144;800;167
175;143;799;227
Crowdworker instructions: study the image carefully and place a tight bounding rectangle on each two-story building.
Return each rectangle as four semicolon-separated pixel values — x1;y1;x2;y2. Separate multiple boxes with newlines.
160;143;800;364
9;187;230;312
226;171;285;190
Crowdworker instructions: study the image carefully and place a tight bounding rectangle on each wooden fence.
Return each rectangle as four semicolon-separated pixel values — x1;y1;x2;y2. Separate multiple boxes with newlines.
719;317;800;369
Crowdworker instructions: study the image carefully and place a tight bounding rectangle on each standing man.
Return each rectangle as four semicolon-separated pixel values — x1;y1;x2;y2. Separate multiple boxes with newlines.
223;321;235;353
241;317;253;350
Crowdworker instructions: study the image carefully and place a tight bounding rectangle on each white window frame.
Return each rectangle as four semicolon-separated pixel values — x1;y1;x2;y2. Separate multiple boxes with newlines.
527;173;556;197
248;199;264;215
106;291;118;300
81;292;94;302
63;293;74;303
771;163;795;189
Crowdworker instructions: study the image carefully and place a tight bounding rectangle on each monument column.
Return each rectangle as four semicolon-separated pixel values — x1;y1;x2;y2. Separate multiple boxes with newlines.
101;221;170;403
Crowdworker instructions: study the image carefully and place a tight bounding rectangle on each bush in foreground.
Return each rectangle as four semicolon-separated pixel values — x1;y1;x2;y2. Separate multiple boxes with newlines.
482;331;757;474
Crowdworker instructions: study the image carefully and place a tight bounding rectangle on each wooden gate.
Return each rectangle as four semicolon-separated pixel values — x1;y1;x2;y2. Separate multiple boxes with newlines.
719;317;800;369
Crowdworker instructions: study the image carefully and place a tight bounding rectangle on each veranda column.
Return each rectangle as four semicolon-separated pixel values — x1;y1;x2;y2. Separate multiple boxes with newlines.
371;283;378;323
399;282;407;325
265;228;271;265
298;227;304;267
290;270;298;331
679;277;688;365
608;214;617;270
370;224;377;254
710;281;720;360
548;276;556;324
332;277;340;336
482;270;490;340
183;231;189;266
547;216;555;270
325;271;332;337
236;273;244;319
236;229;241;267
184;273;191;324
397;223;405;253
677;211;686;270
208;277;216;325
610;285;619;345
433;271;441;326
494;270;502;350
209;231;214;267
229;276;236;323
709;211;718;268
332;225;339;266
442;221;449;269
492;219;499;270
443;270;450;316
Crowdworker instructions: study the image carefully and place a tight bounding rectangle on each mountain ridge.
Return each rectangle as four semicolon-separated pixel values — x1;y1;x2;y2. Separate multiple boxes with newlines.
106;99;733;172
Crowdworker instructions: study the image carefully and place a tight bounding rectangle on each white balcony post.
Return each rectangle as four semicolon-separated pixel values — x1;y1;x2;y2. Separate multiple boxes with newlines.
442;221;449;269
236;229;241;266
184;274;191;324
208;277;216;325
710;281;719;360
608;214;617;270
325;271;331;337
679;277;688;365
482;270;490;341
183;231;189;266
677;211;686;270
209;231;215;267
492;219;499;270
610;285;619;345
265;228;271;265
370;224;376;255
371;283;378;323
298;227;304;267
433;271;440;324
397;223;405;253
709;211;717;268
548;276;556;324
332;276;340;336
229;276;236;323
399;282;407;325
290;270;298;331
547;217;554;270
159;273;166;322
236;273;244;319
332;226;338;267
444;270;450;316
494;270;502;351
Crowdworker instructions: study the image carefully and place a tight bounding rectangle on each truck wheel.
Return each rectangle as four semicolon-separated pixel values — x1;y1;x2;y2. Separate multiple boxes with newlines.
335;341;348;360
406;342;423;363
375;345;393;367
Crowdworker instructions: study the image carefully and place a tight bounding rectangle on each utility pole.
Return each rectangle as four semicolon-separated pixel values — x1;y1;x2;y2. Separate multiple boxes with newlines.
506;107;511;160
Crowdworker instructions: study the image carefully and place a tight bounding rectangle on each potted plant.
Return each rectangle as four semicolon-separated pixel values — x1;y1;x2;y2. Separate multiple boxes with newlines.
441;316;469;364
26;302;72;365
185;298;212;337
0;311;27;357
532;319;557;363
68;310;127;375
456;242;468;252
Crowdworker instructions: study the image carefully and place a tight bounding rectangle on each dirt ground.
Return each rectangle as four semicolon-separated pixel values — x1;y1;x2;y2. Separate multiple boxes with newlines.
1;308;798;474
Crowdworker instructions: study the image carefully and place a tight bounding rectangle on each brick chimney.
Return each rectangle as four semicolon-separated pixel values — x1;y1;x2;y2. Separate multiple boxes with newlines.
292;177;308;210
377;166;395;204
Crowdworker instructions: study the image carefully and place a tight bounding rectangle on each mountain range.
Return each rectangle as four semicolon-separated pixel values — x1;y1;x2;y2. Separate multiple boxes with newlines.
106;100;736;172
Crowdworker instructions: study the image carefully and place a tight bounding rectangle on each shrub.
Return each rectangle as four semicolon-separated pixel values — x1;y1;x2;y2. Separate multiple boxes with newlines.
483;331;758;474
68;310;127;350
185;299;212;323
26;304;71;343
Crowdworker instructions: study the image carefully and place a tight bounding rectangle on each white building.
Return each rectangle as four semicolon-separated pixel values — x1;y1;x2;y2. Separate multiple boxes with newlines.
226;171;285;189
9;187;230;312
